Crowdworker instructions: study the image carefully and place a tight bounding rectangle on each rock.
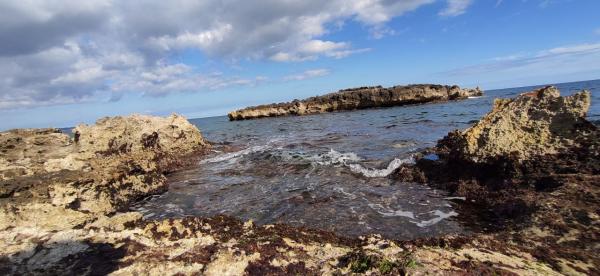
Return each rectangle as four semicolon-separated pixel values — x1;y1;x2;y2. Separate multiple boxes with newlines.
0;114;209;231
228;84;483;120
394;86;600;275
1;93;597;275
73;114;207;159
0;129;74;180
440;86;592;162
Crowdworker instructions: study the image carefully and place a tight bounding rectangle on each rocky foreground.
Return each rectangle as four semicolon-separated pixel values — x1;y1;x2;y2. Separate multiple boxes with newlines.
1;86;598;275
228;84;483;120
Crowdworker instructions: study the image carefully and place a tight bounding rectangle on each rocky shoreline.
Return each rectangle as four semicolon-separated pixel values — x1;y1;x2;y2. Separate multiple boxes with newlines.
228;84;483;120
1;86;598;275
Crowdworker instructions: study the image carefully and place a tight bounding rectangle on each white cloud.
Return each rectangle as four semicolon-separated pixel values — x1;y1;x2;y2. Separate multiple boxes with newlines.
439;0;473;17
270;40;370;62
284;69;331;81
0;0;458;110
147;24;233;52
442;42;600;78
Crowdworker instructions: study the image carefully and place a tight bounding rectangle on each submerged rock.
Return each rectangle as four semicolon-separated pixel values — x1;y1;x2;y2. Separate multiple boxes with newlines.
228;84;483;120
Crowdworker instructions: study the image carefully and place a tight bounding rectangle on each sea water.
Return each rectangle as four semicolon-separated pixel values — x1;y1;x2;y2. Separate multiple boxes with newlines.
133;79;600;240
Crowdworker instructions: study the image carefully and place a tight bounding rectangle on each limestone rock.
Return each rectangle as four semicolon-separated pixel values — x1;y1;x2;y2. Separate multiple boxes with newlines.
73;113;208;159
443;86;592;162
0;129;74;180
0;114;209;232
228;84;483;120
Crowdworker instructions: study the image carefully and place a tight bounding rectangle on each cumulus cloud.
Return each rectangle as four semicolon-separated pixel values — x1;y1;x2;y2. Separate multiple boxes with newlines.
270;40;371;62
439;0;473;17
283;69;331;81
0;0;462;110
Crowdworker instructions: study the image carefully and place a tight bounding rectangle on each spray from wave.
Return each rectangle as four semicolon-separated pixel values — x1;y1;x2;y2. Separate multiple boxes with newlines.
347;157;413;178
200;144;412;178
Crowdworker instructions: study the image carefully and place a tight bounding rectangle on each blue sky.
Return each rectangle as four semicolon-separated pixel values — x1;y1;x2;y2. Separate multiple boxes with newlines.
1;0;599;130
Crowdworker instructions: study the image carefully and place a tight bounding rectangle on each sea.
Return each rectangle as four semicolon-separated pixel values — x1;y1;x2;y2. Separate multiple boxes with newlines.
132;79;600;240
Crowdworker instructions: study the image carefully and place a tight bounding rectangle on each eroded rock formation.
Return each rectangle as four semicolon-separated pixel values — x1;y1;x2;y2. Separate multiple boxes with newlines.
0;114;209;231
1;88;598;275
228;84;483;120
442;86;592;162
396;86;599;274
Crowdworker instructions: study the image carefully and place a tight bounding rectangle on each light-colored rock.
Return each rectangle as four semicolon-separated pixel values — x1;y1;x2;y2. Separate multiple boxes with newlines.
0;114;209;231
73;113;207;159
0;129;74;180
449;86;591;161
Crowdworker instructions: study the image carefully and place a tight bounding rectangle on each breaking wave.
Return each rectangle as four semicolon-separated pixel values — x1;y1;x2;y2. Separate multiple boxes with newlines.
347;157;413;178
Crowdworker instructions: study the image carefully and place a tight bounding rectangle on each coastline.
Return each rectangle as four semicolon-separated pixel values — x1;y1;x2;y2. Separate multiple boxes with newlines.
228;84;483;121
1;86;598;275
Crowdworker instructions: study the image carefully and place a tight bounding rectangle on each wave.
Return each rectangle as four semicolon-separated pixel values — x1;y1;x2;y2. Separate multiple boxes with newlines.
347;157;413;178
201;145;411;178
299;149;413;178
306;149;361;166
199;144;272;164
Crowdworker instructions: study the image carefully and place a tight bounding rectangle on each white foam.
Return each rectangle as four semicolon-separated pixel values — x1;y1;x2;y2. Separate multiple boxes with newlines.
200;144;271;164
415;210;458;227
368;203;416;219
443;196;466;201
307;149;361;166
347;157;413;178
333;187;358;200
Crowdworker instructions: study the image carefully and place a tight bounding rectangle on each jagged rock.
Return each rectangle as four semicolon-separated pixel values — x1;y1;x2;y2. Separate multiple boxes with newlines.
440;86;592;162
73;114;207;159
0;114;209;231
228;84;483;120
0;129;75;180
1;92;597;275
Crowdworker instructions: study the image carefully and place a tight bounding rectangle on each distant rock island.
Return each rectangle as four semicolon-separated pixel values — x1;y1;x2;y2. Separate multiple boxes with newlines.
228;84;483;120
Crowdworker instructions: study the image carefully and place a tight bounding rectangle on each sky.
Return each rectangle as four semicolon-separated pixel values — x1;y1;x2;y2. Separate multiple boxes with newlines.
1;0;600;130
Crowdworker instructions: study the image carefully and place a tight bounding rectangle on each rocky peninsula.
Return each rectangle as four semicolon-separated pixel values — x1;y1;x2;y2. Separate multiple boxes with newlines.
1;86;598;275
228;84;483;120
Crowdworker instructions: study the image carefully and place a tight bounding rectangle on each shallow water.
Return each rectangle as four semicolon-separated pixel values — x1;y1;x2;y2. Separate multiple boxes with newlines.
133;79;600;240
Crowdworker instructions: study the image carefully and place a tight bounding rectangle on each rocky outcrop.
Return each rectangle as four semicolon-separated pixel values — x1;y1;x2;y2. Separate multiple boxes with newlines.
395;86;599;274
228;84;483;120
0;129;76;180
2;89;598;275
73;114;207;159
0;114;209;231
441;86;592;162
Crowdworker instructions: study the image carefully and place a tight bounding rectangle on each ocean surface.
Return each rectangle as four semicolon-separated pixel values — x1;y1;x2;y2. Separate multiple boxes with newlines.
133;79;600;240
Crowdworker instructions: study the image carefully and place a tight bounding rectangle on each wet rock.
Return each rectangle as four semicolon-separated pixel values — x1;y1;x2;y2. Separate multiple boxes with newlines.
395;86;600;275
228;84;483;120
2;90;597;275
